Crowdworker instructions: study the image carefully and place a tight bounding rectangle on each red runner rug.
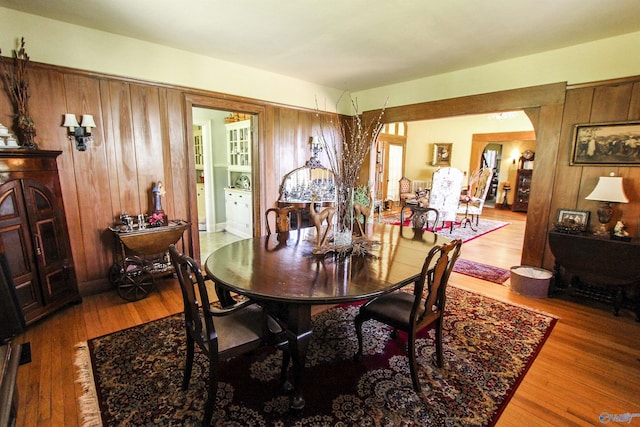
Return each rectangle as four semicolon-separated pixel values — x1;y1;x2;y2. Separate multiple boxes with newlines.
453;258;511;284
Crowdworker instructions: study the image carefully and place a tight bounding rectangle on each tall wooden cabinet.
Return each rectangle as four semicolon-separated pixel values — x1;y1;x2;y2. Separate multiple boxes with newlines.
224;120;253;238
0;150;80;324
512;169;532;212
226;119;252;173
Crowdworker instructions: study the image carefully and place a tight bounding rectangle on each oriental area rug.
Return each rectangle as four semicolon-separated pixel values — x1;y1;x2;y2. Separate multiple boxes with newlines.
381;213;509;243
452;259;512;284
75;286;556;426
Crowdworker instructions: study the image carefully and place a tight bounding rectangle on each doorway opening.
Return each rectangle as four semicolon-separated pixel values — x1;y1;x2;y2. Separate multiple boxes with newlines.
374;123;407;205
191;107;256;261
385;143;404;203
480;143;502;207
370;115;535;228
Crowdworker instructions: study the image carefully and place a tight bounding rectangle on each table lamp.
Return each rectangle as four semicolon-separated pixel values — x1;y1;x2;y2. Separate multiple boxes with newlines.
585;175;629;236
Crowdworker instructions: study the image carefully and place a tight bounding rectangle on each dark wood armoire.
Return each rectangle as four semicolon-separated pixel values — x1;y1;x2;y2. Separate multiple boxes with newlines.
0;149;81;324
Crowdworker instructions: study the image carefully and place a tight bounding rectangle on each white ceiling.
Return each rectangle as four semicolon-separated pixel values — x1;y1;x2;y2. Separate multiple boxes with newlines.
2;0;640;91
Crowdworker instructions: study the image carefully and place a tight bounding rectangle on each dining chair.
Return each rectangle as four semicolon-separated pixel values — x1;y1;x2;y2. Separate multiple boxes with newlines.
353;238;462;392
265;205;303;235
169;245;290;426
400;204;440;231
457;168;493;226
399;176;417;206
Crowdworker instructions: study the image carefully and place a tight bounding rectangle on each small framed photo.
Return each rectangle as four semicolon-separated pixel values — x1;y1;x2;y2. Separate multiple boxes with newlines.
555;208;590;232
432;143;452;166
570;121;640;165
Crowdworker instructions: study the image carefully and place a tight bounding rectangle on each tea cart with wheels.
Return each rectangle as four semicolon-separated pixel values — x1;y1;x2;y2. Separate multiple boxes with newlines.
108;220;189;301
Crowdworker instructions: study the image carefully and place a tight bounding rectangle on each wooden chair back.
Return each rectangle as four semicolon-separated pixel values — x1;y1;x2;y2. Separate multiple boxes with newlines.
414;239;462;325
354;238;462;392
265;206;302;235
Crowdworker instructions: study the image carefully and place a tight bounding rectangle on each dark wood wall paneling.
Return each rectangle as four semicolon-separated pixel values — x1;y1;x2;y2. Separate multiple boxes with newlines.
1;58;639;294
545;80;640;268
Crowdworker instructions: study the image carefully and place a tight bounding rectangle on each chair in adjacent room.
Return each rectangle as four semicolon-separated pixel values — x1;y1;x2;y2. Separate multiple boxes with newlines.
265;205;303;235
353;238;462;392
169;245;289;426
414;167;464;232
457;168;493;226
399;176;417;206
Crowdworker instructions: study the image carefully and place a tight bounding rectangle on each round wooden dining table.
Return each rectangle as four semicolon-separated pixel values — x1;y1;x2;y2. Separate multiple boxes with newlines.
205;223;449;410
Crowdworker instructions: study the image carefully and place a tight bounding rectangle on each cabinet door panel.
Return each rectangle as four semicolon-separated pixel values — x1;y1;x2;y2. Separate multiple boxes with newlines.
36;219;61;264
44;269;71;300
13;279;40;312
21;178;77;304
0;181;43;313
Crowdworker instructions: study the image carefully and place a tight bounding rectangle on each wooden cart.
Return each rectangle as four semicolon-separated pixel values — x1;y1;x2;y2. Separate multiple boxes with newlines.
108;221;189;301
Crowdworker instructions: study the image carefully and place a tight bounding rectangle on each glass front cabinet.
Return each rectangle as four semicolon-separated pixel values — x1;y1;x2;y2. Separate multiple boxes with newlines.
512;169;532;212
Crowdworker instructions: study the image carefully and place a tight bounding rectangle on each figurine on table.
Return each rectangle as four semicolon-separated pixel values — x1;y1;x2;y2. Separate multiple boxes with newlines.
612;220;631;241
151;181;168;226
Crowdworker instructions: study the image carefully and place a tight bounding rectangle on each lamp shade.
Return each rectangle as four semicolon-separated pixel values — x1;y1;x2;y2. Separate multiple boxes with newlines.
585;176;629;203
80;114;96;128
63;114;79;128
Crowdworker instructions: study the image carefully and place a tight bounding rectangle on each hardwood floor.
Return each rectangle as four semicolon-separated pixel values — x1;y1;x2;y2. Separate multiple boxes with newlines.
12;207;640;426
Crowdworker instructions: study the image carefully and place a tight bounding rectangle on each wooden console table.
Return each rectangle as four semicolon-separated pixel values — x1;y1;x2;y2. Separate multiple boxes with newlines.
548;230;640;321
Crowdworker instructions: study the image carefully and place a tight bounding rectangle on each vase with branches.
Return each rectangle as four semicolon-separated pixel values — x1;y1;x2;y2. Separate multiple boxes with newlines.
316;94;386;247
0;37;38;149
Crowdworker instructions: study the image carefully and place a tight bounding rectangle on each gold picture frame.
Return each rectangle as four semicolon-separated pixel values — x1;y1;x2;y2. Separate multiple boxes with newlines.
432;143;452;166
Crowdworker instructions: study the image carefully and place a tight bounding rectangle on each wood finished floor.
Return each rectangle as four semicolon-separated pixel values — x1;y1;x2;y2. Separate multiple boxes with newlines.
12;207;640;426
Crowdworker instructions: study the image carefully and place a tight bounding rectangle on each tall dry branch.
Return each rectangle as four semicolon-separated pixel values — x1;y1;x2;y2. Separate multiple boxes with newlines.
316;94;387;187
0;37;31;117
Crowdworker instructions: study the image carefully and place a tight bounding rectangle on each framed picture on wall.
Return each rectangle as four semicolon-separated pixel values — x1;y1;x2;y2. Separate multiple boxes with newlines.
570;121;640;165
432;143;452;166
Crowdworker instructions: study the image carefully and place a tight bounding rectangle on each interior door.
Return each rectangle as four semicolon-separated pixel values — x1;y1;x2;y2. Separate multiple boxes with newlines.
480;144;502;203
386;143;405;202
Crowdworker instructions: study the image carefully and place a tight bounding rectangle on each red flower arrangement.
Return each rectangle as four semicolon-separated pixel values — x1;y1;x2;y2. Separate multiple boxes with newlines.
149;213;165;227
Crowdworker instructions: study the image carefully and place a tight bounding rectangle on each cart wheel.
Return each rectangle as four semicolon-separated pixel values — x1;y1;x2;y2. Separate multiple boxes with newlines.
108;263;124;286
118;258;154;301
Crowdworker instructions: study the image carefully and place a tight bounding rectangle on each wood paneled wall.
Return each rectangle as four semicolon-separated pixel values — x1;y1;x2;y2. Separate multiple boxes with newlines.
544;79;640;268
0;61;324;295
1;59;638;294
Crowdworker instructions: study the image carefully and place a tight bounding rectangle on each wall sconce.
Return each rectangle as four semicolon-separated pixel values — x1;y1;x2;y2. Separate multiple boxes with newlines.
63;114;96;151
585;174;629;236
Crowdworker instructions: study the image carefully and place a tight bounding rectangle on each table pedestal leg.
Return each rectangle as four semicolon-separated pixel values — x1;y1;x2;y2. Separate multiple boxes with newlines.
286;305;312;410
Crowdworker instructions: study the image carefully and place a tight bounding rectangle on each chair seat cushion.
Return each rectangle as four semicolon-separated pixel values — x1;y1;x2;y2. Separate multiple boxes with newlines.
361;291;425;329
208;304;265;353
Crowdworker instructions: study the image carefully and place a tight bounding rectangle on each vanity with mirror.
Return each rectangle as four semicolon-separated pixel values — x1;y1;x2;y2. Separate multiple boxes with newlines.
277;157;335;227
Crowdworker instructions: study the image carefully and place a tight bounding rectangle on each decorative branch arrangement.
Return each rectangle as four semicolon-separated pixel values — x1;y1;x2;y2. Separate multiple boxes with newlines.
0;37;38;149
316;94;386;188
313;94;387;253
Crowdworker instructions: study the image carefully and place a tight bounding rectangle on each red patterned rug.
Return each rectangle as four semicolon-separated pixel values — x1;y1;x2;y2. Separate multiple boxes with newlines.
75;286;556;426
453;258;511;284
